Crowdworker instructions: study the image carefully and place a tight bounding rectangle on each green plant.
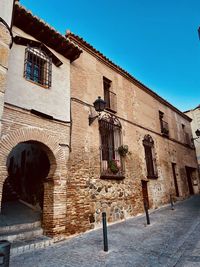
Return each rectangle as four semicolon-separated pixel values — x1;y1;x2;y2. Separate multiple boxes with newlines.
109;159;119;174
118;145;128;157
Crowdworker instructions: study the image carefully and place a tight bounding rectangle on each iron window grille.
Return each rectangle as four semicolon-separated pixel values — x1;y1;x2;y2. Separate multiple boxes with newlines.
143;135;158;179
99;114;124;178
24;46;52;88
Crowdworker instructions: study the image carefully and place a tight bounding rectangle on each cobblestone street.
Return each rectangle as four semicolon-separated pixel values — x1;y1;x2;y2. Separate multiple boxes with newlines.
11;195;200;267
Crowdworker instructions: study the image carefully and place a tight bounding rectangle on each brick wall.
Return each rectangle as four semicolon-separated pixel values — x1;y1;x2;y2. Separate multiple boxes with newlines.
0;104;70;235
66;46;199;235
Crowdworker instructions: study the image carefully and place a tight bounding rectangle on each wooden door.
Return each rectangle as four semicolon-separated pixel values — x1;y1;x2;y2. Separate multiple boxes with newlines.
185;167;194;195
141;180;149;209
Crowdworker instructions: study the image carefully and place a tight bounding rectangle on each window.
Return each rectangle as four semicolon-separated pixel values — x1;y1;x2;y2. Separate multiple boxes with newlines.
143;135;158;179
182;124;191;146
159;111;169;137
24;46;52;88
99;114;124;178
103;77;117;112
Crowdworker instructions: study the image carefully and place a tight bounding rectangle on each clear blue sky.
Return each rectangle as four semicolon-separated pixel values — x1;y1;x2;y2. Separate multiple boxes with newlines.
20;0;200;112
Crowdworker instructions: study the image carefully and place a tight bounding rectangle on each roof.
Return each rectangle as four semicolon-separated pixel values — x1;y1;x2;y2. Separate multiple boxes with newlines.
184;104;200;113
13;2;82;62
66;31;192;122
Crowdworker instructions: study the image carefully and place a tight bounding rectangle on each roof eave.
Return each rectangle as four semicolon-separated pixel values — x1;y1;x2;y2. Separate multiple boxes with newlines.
66;32;192;122
14;3;82;62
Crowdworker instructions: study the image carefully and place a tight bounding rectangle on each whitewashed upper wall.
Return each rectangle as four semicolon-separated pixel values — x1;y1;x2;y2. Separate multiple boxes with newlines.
5;26;70;122
185;108;200;164
0;0;14;26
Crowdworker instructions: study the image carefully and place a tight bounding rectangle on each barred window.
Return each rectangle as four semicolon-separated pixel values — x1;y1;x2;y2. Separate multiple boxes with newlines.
24;46;52;88
143;135;158;179
99;114;124;178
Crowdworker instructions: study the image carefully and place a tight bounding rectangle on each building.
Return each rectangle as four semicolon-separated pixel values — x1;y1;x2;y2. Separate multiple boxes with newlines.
185;105;200;168
0;0;14;160
0;2;82;236
0;1;199;241
65;32;200;235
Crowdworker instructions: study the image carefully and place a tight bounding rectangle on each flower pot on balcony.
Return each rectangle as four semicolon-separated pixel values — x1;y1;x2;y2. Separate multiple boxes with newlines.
118;145;128;157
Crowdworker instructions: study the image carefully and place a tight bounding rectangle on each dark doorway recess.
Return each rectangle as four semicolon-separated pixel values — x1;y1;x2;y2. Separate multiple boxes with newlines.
2;141;50;211
185;166;195;195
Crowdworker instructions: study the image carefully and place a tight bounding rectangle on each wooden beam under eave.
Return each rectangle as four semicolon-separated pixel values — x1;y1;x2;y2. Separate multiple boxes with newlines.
70;49;82;62
63;45;75;59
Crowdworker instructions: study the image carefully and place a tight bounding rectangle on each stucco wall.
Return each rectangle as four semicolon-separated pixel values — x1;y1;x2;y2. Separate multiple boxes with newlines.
185;108;200;165
0;0;13;26
5;27;71;122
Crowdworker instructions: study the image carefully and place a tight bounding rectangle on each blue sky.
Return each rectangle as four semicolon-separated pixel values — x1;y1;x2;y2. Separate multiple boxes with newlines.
20;0;200;112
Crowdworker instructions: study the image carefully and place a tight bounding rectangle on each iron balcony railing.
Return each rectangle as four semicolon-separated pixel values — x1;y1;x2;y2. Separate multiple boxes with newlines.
105;91;117;113
100;147;125;178
160;120;169;136
184;132;191;146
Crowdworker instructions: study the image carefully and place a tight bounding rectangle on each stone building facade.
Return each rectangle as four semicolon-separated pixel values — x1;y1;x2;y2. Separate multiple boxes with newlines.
0;1;199;238
65;32;200;235
185;105;200;168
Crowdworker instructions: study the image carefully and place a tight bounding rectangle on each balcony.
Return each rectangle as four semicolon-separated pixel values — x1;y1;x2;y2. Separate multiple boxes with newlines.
100;159;125;179
184;132;191;146
100;148;125;180
160;120;169;137
104;91;117;113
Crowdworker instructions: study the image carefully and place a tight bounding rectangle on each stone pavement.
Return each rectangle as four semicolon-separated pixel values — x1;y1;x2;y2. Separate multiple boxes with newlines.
10;195;200;267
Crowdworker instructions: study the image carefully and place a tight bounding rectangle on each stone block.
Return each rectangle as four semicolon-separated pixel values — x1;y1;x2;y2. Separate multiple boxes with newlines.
0;44;9;68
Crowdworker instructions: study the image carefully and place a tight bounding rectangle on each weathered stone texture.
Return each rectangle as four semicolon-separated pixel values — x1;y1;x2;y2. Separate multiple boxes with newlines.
67;45;199;235
0;23;11;47
0;43;9;69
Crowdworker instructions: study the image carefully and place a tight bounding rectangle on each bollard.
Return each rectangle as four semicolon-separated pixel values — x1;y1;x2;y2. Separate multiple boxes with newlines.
0;240;11;267
170;194;174;210
144;201;150;225
102;212;108;252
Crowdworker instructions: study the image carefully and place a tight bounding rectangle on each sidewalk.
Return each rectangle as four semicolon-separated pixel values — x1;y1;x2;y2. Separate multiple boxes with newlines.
11;195;200;267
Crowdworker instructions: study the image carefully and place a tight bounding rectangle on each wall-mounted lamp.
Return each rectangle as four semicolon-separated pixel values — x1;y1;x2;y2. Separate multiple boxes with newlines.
89;96;106;125
192;129;200;141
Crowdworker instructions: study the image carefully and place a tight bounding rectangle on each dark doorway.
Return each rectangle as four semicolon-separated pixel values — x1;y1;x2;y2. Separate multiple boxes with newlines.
2;142;50;211
185;166;194;195
172;163;179;197
141;180;149;209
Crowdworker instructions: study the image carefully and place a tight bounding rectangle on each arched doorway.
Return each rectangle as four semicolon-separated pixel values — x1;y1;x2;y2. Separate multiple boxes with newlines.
0;128;67;235
2;141;50;214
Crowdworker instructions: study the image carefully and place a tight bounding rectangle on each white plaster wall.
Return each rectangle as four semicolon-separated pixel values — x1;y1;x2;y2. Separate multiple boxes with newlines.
5;27;70;122
0;0;13;26
185;108;200;165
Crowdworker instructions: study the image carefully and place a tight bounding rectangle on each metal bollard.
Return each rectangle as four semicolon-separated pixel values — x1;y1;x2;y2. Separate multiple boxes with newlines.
0;240;11;267
170;194;174;210
144;201;150;225
102;212;108;252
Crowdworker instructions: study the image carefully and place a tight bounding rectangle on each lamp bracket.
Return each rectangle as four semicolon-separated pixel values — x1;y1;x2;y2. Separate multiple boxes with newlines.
89;114;98;125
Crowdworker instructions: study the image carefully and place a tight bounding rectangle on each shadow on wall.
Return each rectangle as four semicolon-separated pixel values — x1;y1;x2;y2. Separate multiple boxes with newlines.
2;142;50;209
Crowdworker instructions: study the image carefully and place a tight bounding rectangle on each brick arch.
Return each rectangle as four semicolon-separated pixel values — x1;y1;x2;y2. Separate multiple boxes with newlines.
0;128;67;235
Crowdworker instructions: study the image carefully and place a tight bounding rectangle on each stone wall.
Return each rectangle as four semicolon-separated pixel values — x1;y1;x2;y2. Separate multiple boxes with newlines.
66;45;199;235
0;10;13;142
